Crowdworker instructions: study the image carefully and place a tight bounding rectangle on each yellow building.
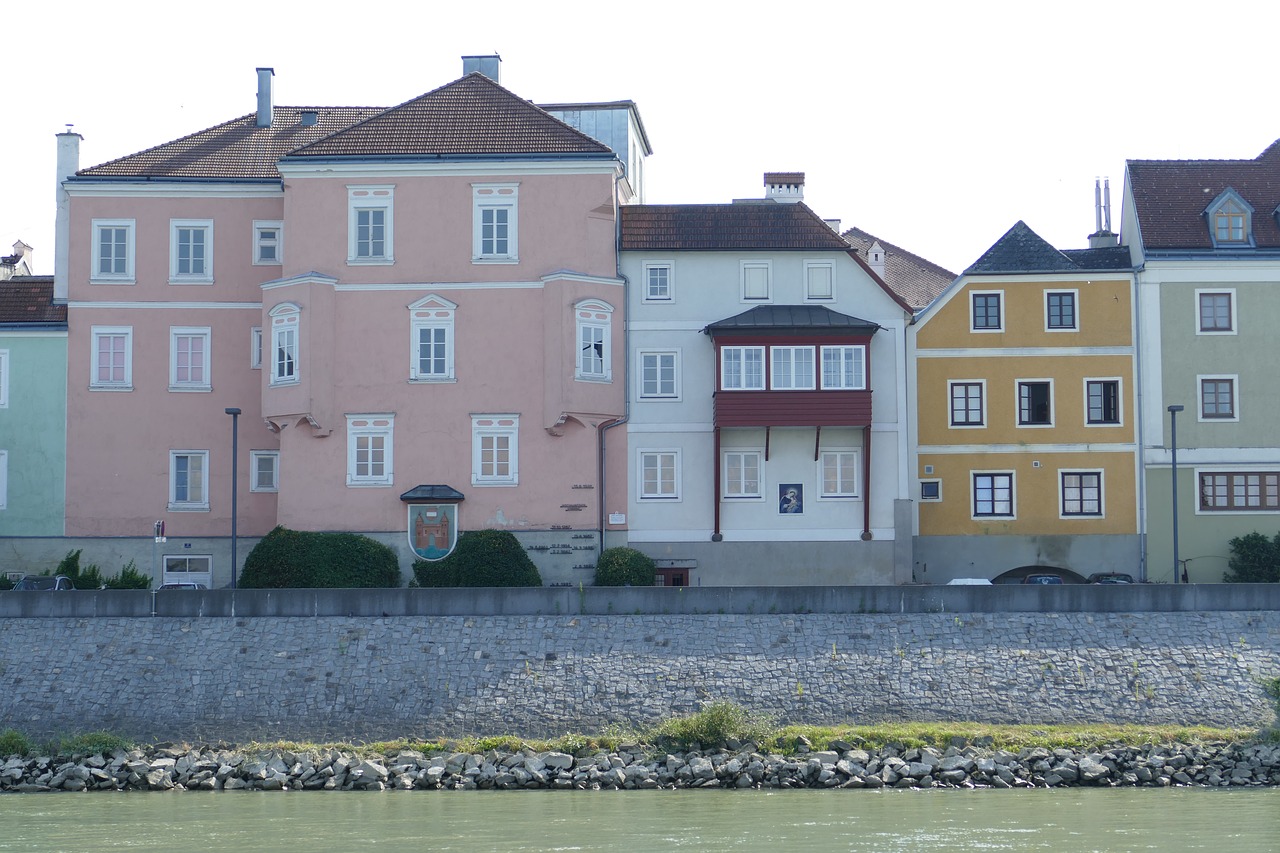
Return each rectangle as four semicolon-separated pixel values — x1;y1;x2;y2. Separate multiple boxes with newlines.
908;221;1140;583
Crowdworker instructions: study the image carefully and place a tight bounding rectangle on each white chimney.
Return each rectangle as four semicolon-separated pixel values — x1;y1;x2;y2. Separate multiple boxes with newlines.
867;241;887;279
54;130;81;301
462;54;502;82
764;172;804;203
1088;177;1119;249
256;67;275;128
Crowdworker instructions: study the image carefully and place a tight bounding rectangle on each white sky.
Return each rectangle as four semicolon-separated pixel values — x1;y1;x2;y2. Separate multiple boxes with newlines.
5;0;1279;277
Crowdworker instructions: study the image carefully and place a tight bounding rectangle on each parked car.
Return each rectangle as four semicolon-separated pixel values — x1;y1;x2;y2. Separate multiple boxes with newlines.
1022;574;1064;585
13;574;75;591
157;582;207;590
1087;572;1134;584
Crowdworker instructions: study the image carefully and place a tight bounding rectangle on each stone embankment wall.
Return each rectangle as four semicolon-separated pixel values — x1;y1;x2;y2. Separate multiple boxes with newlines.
2;611;1277;742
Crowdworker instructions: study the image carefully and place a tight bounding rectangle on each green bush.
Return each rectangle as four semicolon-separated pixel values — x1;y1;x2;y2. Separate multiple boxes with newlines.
413;529;541;587
239;526;401;588
594;547;657;587
648;702;777;750
0;575;13;591
105;560;152;590
1224;532;1280;583
0;729;33;758
56;549;107;589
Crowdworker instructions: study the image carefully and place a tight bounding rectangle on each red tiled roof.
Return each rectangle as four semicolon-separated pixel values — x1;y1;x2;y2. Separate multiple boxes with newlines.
842;227;955;310
0;276;66;325
620;202;851;251
1128;140;1280;250
288;73;612;159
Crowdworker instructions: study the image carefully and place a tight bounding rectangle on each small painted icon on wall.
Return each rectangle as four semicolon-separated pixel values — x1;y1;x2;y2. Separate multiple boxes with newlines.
779;484;803;514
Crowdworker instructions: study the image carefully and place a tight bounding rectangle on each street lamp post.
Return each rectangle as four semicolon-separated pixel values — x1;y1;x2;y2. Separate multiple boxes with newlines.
1168;404;1184;584
225;407;241;589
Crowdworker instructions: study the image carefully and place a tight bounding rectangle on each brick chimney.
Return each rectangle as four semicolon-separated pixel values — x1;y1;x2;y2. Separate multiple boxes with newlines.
764;172;804;203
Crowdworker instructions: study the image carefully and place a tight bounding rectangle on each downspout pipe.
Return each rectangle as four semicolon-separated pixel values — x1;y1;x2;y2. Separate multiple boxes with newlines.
598;172;631;551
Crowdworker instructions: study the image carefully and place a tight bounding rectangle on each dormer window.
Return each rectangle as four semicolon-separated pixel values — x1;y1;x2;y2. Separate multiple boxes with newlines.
1205;189;1254;247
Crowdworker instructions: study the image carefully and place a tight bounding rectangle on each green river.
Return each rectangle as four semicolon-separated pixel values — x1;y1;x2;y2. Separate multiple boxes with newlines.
1;787;1275;851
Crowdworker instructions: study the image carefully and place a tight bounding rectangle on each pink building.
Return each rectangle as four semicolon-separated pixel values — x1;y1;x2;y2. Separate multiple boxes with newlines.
62;61;637;586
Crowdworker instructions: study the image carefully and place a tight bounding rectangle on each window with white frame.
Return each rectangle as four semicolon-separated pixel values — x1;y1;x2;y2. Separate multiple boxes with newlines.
0;349;8;408
741;261;771;301
820;345;866;390
163;555;211;586
949;381;984;427
169;327;211;391
253;220;283;265
1199;375;1237;420
1198;471;1280;512
820;450;860;498
1086;379;1121;425
639;450;679;500
250;450;279;492
1045;290;1077;331
472;183;519;262
472;415;519;486
169;219;213;283
643;261;673;302
347;185;394;264
1197;290;1235;334
920;479;941;501
973;472;1014;518
90;326;132;390
408;295;456;381
90;219;135;283
169;450;209;511
1061;470;1103;517
269;303;299;386
770;346;815;390
638;350;680;399
1017;380;1053;426
722;450;762;499
346;415;394;487
970;291;1003;331
250;327;262;369
720;346;765;390
575;300;613;381
805;261;834;300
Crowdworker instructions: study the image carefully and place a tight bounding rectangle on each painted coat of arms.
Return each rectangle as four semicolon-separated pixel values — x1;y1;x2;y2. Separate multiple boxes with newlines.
408;504;458;561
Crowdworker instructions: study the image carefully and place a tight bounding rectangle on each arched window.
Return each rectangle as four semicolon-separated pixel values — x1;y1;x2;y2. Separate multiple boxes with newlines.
575;299;613;382
268;302;300;386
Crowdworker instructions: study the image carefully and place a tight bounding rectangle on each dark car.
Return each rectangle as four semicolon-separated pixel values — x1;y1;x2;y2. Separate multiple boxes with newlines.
1087;572;1134;584
13;574;75;591
1022;574;1064;585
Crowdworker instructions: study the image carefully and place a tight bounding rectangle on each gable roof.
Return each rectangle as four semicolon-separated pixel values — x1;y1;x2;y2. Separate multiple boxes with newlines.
965;221;1131;274
1128;139;1280;251
620;202;852;251
704;304;880;335
0;276;66;327
842;226;955;310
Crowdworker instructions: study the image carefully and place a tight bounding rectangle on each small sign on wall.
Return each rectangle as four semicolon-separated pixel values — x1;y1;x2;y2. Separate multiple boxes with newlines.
608;512;626;525
779;484;803;514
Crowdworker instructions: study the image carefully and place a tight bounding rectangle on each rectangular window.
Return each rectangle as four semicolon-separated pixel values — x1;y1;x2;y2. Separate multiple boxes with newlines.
0;349;8;408
254;220;283;265
644;262;673;302
820;346;866;390
741;261;771;301
472;183;519;262
575;301;613;382
163;555;212;587
770;346;815;390
920;480;941;502
721;346;765;390
1061;471;1103;517
472;415;519;486
1086;379;1120;425
723;451;762;498
90;326;132;390
971;291;1003;331
973;472;1014;518
820;451;859;498
415;325;451;379
639;350;679;399
1213;200;1247;243
1018;380;1052;426
169;219;213;283
91;219;135;283
250;451;279;492
169;451;209;511
639;450;679;500
348;185;394;264
270;307;299;386
949;381;984;427
169;327;211;391
1199;376;1236;420
1197;291;1235;333
805;262;834;300
250;327;263;370
1046;291;1077;330
1199;471;1280;512
347;415;394;487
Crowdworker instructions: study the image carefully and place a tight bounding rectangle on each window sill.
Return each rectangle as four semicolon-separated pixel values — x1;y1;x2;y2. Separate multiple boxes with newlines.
818;495;861;501
167;503;210;512
471;479;518;487
89;384;133;392
471;256;519;265
575;374;613;384
347;257;395;266
168;278;214;285
269;378;300;388
639;496;681;501
250;488;279;494
346;479;394;488
252;260;283;267
408;376;457;384
90;277;135;285
168;385;212;393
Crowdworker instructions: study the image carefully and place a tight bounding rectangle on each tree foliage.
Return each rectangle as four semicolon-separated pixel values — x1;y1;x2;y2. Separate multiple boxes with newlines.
239;526;402;588
594;547;657;587
413;529;542;587
1224;532;1280;583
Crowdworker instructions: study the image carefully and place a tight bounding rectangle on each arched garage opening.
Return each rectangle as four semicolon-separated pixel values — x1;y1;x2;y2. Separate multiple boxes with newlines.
993;565;1087;584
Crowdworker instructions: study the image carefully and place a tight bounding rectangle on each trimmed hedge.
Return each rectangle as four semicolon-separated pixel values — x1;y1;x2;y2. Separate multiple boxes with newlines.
239;526;402;588
413;529;542;587
594;547;656;587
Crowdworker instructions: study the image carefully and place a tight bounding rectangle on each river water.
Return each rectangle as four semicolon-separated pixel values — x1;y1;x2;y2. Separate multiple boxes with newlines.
1;787;1275;851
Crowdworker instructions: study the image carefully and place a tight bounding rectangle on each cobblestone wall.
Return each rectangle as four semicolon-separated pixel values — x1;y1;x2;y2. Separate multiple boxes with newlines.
2;611;1277;742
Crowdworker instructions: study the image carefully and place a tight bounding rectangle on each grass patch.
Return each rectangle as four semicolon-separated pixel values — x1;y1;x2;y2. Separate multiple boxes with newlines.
43;731;133;757
0;729;34;758
646;701;776;750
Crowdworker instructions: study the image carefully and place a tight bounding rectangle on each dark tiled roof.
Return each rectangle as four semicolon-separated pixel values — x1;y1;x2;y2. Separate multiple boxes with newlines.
620;203;851;251
764;172;805;184
0;276;66;326
289;74;612;159
78;108;385;179
705;304;880;334
842;226;956;310
964;221;1132;274
399;484;465;503
1128;140;1280;250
